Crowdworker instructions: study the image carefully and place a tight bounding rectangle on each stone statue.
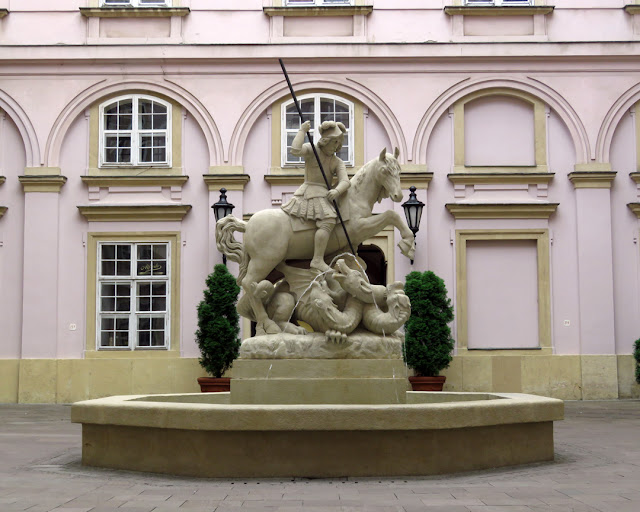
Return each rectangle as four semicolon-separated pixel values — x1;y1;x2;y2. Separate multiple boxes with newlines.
216;139;416;355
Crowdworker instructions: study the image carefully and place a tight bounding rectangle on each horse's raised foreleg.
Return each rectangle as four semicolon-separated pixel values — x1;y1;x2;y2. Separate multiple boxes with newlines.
351;210;415;260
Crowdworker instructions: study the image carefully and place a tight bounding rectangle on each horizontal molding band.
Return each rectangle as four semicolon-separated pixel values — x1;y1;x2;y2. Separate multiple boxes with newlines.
77;204;192;222
79;7;190;18
0;176;5;186
568;171;617;189
81;175;189;188
0;206;7;218
627;203;640;218
446;202;559;219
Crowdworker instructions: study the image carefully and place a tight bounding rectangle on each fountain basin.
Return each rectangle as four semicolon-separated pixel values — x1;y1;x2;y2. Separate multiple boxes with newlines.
71;391;563;478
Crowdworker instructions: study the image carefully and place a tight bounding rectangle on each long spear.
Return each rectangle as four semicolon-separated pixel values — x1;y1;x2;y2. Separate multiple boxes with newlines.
278;58;356;257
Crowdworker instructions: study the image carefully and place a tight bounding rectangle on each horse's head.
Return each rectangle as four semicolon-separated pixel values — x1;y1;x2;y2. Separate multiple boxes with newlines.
376;147;403;203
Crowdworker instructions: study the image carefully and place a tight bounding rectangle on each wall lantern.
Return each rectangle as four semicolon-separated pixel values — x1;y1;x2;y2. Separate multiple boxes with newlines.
401;186;424;264
212;188;235;264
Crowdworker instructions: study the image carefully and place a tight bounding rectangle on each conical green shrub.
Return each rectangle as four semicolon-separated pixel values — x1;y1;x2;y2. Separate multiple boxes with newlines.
403;270;455;376
195;264;241;378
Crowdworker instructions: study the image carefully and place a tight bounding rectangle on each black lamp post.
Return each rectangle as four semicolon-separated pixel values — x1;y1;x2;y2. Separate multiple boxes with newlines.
402;186;424;264
212;188;235;265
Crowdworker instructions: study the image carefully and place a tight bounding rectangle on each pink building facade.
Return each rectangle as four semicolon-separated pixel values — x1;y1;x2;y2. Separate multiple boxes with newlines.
1;0;639;402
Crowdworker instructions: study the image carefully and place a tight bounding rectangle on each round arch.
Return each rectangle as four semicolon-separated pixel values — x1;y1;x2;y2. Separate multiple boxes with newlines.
596;82;640;164
412;77;590;166
0;88;40;167
229;77;407;166
44;79;224;168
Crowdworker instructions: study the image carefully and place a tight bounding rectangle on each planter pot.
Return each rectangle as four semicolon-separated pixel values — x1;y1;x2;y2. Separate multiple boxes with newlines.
408;375;446;391
197;377;231;393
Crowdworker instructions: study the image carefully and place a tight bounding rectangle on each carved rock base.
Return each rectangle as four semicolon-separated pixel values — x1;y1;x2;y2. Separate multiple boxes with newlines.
238;331;404;360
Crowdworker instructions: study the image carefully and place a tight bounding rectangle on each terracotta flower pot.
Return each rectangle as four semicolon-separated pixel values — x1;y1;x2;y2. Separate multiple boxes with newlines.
408;375;446;391
197;377;231;392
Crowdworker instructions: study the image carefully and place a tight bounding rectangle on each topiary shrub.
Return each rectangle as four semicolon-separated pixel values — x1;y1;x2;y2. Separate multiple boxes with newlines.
195;264;241;378
634;339;640;385
403;270;455;376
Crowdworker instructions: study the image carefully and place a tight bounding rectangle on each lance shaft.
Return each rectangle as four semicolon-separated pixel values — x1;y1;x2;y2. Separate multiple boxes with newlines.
279;58;356;257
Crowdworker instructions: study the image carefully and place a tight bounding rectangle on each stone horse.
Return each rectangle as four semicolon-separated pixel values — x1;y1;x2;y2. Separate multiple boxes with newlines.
216;147;416;334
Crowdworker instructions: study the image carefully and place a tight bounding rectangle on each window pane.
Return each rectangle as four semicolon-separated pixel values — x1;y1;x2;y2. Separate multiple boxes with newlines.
153;135;165;147
115;297;130;312
138;297;151;312
152;102;167;114
105;149;117;163
105;115;118;130
152;317;164;329
286;113;300;129
105;103;119;115
138;331;151;347
138;260;152;276
119;115;133;131
101;261;116;276
139;282;150;296
153;114;167;129
116;261;131;276
115;331;129;347
139;114;153;130
151;331;165;346
101;318;114;331
139;99;153;114
116;245;131;259
152;282;166;295
138;245;152;260
100;331;114;347
152;245;166;259
115;318;129;330
139;317;150;330
119;100;133;114
101;297;115;312
153;149;166;161
117;148;131;162
101;283;115;296
152;297;166;312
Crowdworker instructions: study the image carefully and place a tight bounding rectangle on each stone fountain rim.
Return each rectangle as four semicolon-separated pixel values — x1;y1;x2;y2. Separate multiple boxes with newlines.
71;392;564;432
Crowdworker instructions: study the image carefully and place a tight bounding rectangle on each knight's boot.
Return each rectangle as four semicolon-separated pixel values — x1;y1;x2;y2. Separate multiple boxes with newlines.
310;221;333;272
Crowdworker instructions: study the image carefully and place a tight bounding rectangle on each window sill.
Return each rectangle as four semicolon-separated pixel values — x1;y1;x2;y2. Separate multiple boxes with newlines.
82;175;188;188
89;167;183;176
444;5;553;16
80;7;190;18
445;202;559;219
264;5;372;17
85;348;177;358
77;204;192;222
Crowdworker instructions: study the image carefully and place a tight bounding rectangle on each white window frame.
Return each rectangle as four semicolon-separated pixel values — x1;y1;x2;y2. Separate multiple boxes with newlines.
281;93;355;167
464;0;533;5
102;0;171;7
96;241;171;351
285;0;353;6
98;94;172;168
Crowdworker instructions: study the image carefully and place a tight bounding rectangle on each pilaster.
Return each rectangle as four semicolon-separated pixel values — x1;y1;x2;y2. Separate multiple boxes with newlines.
19;173;67;358
569;165;617;356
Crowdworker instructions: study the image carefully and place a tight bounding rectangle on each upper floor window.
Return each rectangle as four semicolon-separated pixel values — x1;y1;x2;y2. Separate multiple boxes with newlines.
99;95;171;168
102;0;171;7
282;93;354;166
285;0;353;6
97;241;171;350
464;0;532;5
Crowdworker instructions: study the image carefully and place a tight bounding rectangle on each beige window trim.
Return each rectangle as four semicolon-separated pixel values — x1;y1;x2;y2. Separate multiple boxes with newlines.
85;232;181;358
88;93;183;176
80;7;190;18
81;176;188;188
77;204;192;222
452;88;549;174
455;229;552;355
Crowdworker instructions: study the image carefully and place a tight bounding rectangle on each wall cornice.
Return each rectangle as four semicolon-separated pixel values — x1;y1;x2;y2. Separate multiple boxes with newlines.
568;171;616;189
0;9;8;19
444;6;554;16
0;206;6;218
627;203;640;218
264;174;304;187
448;173;554;186
0;176;5;186
77;204;191;222
446;203;558;219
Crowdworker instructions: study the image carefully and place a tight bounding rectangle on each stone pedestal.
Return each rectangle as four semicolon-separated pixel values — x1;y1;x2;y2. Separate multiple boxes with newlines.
231;359;410;405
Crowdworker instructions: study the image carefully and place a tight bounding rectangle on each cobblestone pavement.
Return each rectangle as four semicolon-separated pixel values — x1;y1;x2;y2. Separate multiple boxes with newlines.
0;400;638;512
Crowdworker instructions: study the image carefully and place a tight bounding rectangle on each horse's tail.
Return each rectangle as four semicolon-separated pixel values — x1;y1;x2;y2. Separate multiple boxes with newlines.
215;216;249;284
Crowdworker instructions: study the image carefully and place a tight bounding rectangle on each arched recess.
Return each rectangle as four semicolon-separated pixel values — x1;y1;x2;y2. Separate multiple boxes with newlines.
413;77;590;167
596;82;640;165
229;77;406;167
45;79;223;168
0;89;40;167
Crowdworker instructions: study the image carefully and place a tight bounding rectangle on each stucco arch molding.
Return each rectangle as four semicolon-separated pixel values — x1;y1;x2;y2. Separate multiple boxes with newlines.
413;77;590;166
45;79;223;168
229;77;406;166
0;88;40;167
596;82;640;165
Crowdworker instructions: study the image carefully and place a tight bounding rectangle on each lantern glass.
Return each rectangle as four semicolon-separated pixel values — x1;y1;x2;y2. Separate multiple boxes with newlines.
401;186;424;235
212;188;235;222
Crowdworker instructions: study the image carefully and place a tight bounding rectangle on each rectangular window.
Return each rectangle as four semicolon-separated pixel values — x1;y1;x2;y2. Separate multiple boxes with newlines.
97;242;170;350
103;0;170;6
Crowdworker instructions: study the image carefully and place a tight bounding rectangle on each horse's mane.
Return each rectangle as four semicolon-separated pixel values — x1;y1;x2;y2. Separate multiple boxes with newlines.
350;153;401;199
